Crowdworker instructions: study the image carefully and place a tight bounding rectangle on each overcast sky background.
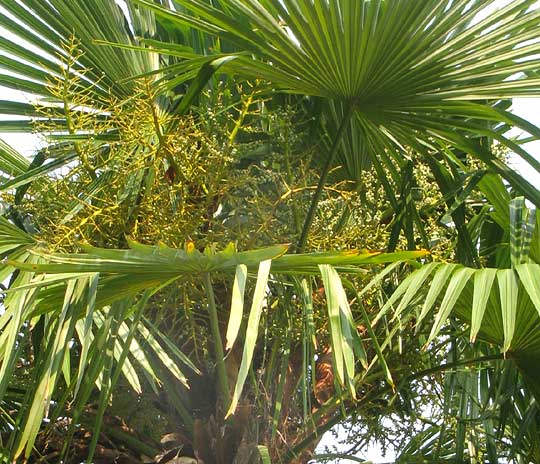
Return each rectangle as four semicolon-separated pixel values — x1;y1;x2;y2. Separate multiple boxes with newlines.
0;1;539;463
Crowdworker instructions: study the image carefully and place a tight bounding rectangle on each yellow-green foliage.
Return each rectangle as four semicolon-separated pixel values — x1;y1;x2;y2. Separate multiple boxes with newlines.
24;69;233;250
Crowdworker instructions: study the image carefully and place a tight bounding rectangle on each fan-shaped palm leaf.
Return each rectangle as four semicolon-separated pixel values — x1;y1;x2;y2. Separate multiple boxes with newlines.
1;232;426;459
378;198;540;400
135;0;540;213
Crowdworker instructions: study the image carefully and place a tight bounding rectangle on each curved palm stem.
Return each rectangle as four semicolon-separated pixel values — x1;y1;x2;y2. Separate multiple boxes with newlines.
296;99;356;252
203;273;230;404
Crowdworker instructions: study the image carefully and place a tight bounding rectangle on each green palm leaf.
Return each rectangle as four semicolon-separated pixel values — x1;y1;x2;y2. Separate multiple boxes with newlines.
135;0;540;206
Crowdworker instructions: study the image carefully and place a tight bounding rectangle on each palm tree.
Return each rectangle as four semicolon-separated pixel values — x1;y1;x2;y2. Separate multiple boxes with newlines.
377;196;540;463
0;0;540;462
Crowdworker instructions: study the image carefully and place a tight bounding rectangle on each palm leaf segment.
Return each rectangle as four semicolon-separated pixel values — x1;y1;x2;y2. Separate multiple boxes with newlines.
0;219;427;458
371;198;540;461
10;240;425;333
137;0;540;204
0;0;154;101
0;0;165;200
0;0;241;204
137;0;540;101
379;198;540;397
